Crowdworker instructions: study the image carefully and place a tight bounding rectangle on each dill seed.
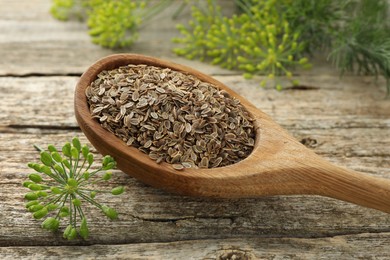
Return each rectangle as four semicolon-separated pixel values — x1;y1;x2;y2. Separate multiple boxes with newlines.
86;64;256;170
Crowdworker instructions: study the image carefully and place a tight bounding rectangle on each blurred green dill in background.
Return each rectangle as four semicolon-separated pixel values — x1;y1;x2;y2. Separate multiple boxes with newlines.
50;0;390;94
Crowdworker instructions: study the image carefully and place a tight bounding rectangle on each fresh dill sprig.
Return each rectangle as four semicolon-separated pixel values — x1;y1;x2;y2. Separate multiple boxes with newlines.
50;0;174;48
23;137;124;240
173;0;311;90
328;0;390;95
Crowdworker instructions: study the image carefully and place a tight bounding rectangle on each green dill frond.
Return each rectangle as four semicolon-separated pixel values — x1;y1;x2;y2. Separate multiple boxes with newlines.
329;0;390;95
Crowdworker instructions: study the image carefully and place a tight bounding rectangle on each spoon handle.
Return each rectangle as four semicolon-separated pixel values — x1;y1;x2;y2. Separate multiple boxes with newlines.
313;161;390;213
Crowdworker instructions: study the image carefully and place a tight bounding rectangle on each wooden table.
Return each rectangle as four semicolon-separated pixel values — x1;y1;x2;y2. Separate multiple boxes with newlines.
1;1;390;259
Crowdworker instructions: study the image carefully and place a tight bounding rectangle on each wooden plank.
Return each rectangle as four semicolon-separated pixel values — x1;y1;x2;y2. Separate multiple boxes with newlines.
1;235;390;259
0;0;235;75
3;124;389;172
1;74;388;127
0;131;390;247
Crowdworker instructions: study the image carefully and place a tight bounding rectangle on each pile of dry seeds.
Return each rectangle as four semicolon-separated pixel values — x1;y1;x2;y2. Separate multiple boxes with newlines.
86;64;256;170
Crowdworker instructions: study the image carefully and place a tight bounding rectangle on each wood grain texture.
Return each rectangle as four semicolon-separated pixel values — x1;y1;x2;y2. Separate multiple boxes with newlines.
1;235;390;259
0;0;234;76
0;72;389;248
1;0;390;258
1;131;390;247
0;73;389;246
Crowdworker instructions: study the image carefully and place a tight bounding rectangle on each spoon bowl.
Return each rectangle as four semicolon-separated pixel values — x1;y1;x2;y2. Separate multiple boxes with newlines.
75;54;390;213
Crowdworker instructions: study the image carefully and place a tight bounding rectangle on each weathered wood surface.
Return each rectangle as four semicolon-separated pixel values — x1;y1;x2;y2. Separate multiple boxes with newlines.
2;235;390;260
1;0;390;259
0;0;235;76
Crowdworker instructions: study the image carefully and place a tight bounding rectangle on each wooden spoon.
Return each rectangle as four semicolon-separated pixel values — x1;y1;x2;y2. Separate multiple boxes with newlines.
75;54;390;213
